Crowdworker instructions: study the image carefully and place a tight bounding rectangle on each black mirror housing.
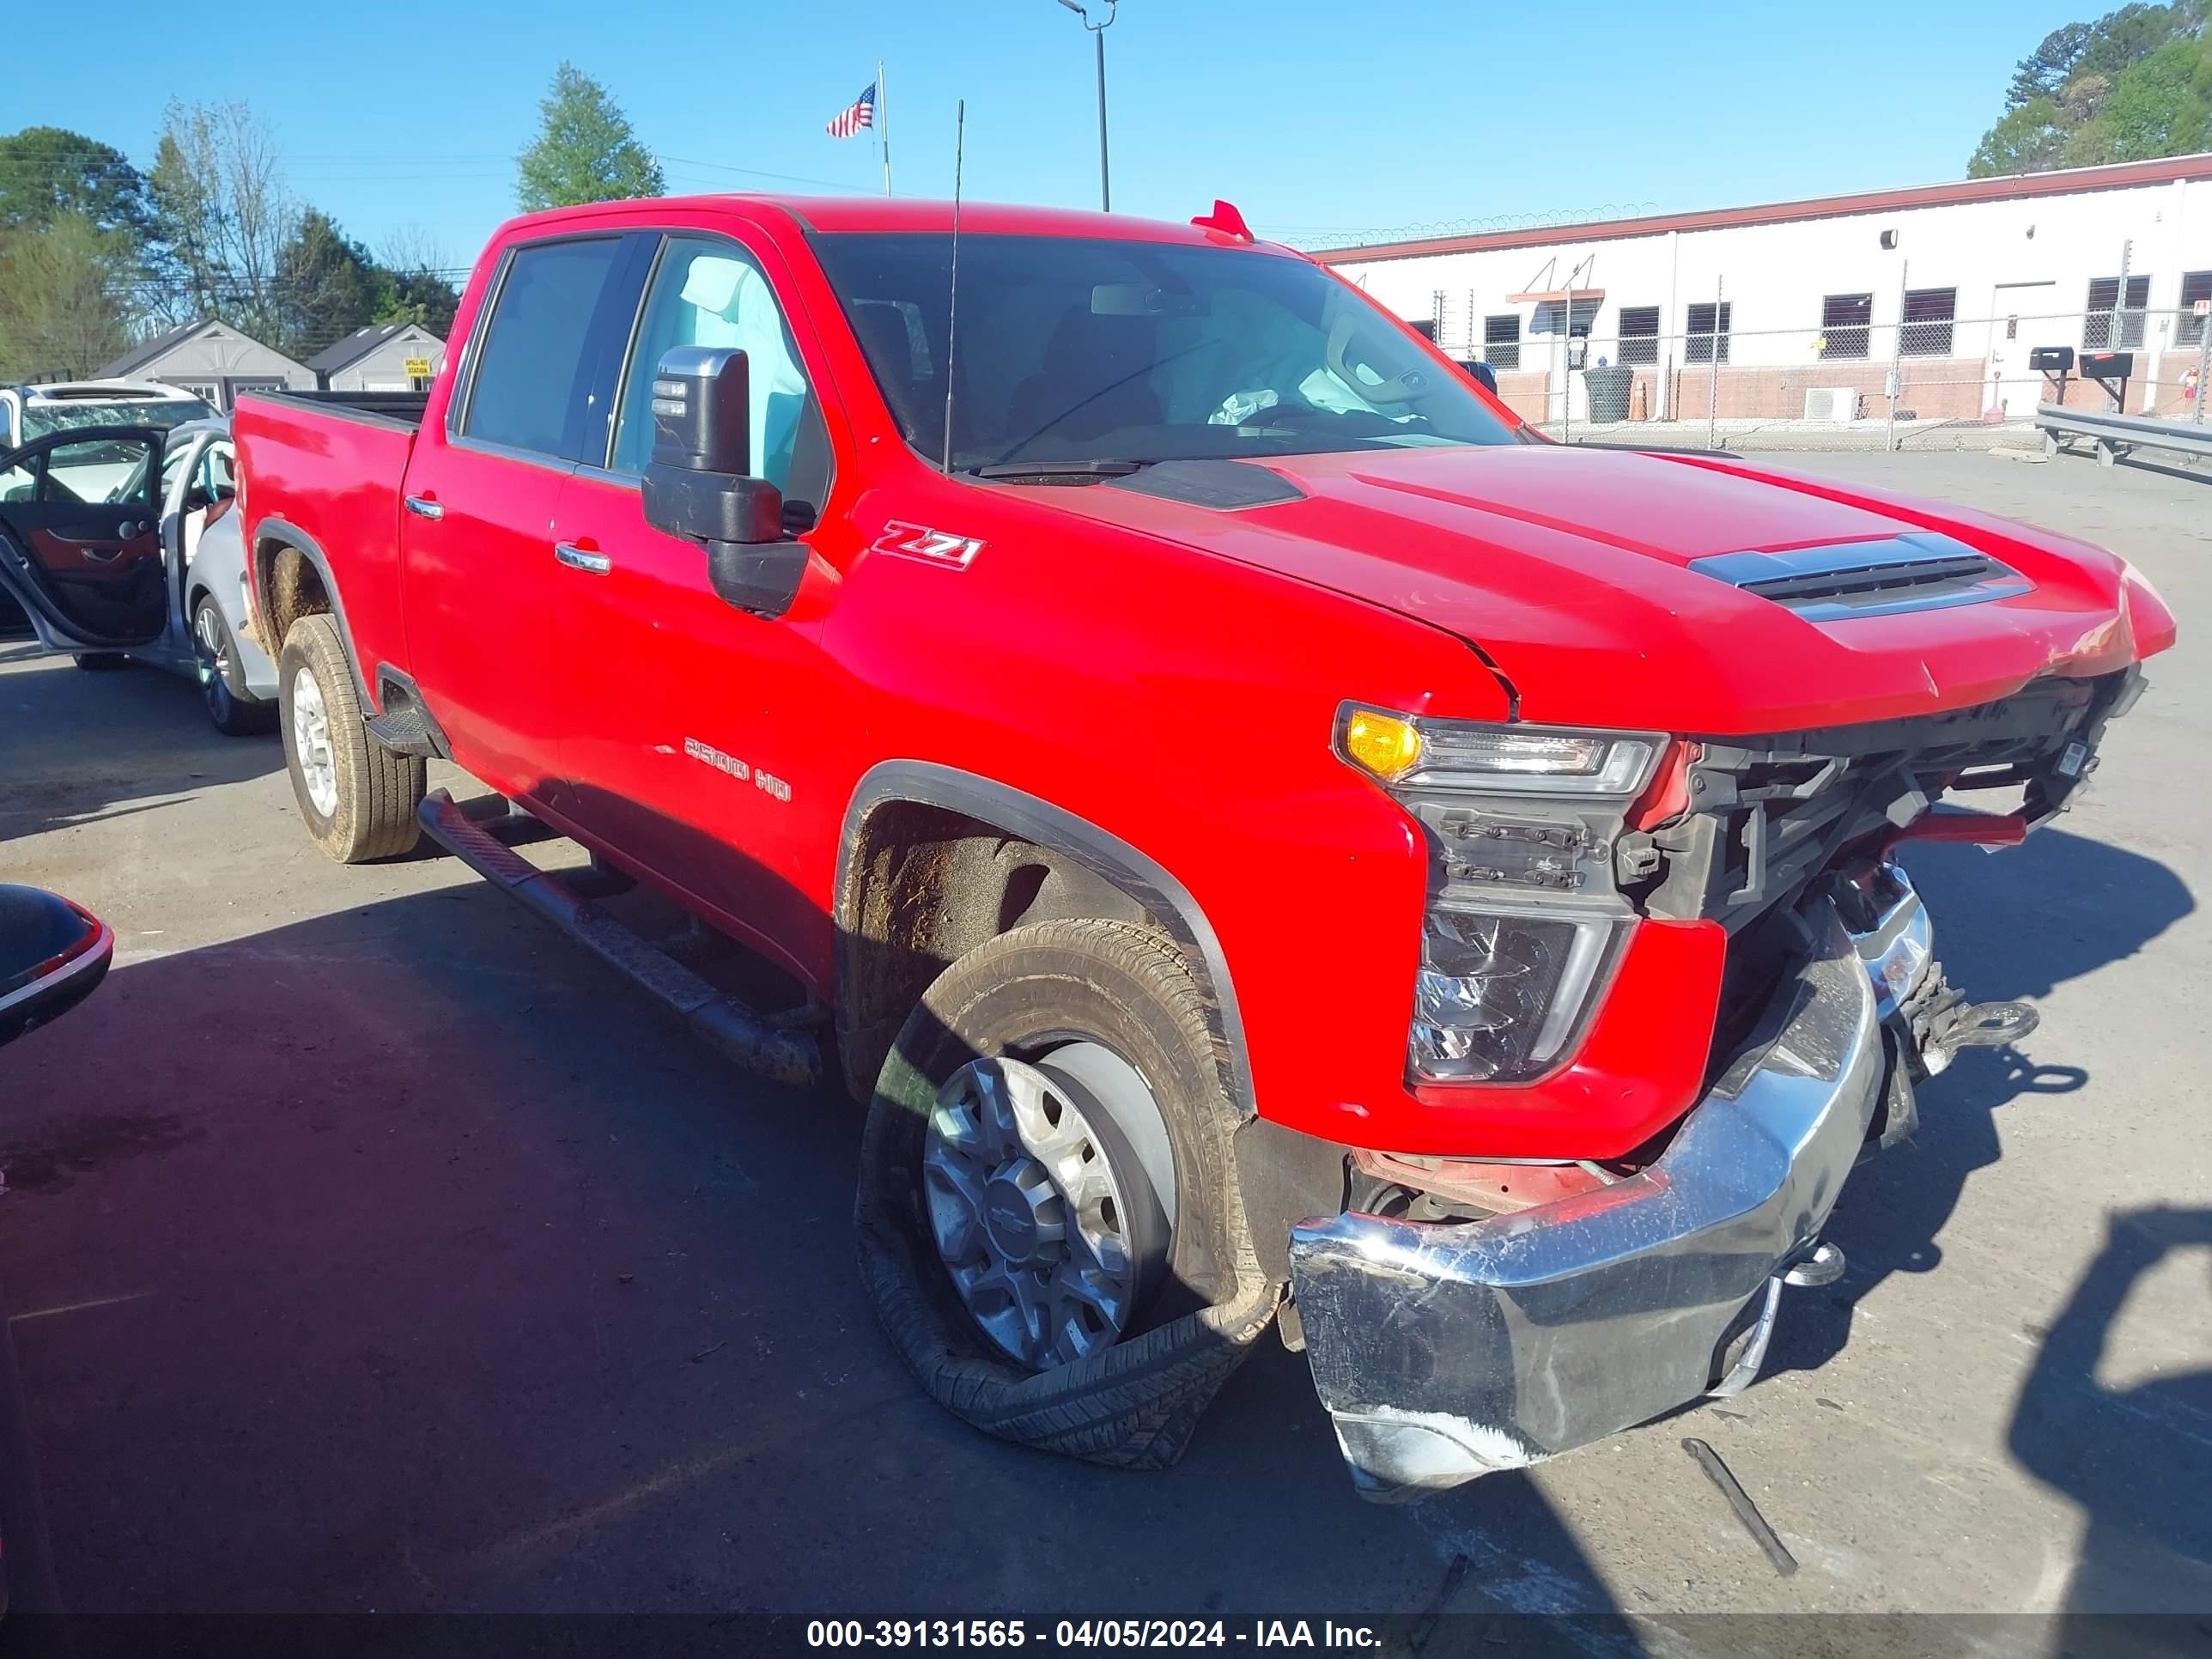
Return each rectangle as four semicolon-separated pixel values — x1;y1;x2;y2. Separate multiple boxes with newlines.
0;884;112;1048
639;345;806;617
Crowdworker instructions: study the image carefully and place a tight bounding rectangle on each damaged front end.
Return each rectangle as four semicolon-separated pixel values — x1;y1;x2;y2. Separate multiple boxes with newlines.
1292;672;2138;1500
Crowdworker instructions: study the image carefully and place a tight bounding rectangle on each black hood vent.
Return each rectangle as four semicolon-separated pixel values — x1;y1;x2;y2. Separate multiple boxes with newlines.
1688;532;2028;621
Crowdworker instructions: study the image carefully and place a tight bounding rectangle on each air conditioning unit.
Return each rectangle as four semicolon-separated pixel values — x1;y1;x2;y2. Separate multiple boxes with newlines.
1802;386;1860;422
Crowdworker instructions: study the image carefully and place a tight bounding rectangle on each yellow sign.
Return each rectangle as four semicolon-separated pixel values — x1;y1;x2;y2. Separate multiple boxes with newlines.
404;356;434;379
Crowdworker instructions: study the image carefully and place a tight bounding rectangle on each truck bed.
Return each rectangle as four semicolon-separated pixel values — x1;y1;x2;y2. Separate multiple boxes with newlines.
232;390;422;698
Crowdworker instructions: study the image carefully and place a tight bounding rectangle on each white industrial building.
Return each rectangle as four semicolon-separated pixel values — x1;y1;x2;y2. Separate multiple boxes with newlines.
1317;153;2212;428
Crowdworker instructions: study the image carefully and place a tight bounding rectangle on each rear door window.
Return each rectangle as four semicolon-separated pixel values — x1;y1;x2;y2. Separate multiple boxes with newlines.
461;238;641;461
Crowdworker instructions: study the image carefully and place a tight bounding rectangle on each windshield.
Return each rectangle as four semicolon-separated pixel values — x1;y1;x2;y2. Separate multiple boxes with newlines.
21;397;217;444
811;234;1519;471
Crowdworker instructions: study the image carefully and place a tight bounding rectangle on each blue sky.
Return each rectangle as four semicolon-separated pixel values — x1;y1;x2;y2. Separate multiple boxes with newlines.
11;0;2082;267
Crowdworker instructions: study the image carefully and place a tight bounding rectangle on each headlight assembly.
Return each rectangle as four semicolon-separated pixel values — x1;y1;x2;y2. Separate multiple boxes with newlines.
1339;703;1659;1088
1338;707;1660;796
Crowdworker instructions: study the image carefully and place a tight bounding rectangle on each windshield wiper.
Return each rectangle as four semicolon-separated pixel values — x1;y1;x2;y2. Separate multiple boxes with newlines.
968;459;1153;483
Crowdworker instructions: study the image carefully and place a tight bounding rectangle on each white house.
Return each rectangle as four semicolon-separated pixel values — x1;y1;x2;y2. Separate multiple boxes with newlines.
1317;153;2212;426
307;323;447;392
98;319;316;410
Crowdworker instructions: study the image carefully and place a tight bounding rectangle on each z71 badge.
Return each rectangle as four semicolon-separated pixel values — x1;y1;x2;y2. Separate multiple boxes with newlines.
872;521;985;569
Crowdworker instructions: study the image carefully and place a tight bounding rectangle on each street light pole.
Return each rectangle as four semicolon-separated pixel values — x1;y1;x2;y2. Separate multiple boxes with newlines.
1057;0;1117;211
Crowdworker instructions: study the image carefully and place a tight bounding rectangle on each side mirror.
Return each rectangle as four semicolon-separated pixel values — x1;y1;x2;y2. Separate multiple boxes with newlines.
1463;360;1498;394
640;346;806;618
0;884;112;1048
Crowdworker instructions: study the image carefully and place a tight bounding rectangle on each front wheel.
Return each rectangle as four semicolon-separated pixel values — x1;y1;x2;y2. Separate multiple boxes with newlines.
856;917;1280;1468
278;613;423;862
192;597;275;736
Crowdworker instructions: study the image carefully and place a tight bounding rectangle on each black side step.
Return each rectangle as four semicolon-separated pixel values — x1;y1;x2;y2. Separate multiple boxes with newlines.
417;789;820;1087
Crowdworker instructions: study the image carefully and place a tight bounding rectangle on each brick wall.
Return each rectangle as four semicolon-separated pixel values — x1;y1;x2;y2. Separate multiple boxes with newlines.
1666;359;1990;422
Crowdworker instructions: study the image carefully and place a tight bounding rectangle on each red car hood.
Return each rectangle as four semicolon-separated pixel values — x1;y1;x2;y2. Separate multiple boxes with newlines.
1037;444;2175;733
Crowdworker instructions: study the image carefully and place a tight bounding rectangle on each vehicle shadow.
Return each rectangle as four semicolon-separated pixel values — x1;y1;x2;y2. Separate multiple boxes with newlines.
0;653;281;847
0;878;1638;1628
2007;1206;2212;1623
1767;826;2193;1382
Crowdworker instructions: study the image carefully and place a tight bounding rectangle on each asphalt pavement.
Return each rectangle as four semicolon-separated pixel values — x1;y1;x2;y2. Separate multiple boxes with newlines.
0;447;2205;1629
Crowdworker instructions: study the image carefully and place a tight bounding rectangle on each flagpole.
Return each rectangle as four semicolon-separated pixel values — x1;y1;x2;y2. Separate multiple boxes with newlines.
878;58;891;196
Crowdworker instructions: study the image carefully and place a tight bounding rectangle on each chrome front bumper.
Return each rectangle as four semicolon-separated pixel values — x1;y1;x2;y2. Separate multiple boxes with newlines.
1290;871;1929;1499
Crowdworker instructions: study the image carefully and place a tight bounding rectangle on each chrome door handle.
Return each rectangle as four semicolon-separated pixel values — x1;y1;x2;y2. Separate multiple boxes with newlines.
404;495;443;520
554;542;611;574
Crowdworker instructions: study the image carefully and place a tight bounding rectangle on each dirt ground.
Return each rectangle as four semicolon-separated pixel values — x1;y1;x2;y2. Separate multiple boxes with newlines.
0;447;2205;1630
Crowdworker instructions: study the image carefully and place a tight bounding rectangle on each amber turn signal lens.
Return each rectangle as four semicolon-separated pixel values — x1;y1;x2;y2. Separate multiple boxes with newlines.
1342;709;1425;781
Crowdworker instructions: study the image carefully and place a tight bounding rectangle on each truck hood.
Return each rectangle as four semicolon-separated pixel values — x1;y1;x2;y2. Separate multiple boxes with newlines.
1032;444;2173;733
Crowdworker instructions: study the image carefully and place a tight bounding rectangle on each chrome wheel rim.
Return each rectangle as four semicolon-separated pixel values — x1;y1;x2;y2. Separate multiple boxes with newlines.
922;1056;1148;1370
290;663;338;817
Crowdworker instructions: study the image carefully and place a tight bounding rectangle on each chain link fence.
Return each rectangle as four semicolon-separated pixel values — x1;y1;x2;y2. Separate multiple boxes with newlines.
1425;293;2212;453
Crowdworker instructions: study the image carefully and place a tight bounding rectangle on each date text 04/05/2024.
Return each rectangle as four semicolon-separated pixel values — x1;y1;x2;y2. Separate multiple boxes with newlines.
804;1620;1382;1649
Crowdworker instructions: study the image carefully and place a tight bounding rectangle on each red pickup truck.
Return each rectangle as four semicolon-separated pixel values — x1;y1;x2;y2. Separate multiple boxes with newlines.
227;193;2172;1498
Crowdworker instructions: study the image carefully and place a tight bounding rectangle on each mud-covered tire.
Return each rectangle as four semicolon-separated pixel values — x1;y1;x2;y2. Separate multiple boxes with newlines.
856;917;1279;1469
278;613;422;863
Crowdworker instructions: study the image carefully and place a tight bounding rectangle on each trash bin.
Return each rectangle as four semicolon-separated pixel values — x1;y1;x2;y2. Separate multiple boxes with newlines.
1583;364;1634;422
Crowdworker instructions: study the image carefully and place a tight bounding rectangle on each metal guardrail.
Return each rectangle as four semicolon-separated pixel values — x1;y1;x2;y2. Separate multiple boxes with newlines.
2036;401;2212;467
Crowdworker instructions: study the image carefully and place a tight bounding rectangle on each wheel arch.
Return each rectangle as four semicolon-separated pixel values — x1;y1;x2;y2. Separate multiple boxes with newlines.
249;517;373;706
836;760;1254;1117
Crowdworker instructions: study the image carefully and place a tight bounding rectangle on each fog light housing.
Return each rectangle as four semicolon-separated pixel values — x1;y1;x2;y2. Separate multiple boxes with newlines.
1410;908;1615;1083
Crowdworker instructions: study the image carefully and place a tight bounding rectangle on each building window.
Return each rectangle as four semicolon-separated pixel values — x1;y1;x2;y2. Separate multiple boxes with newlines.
1686;301;1731;365
1899;288;1957;357
1483;313;1521;371
1820;293;1873;360
2085;275;2150;350
2178;271;2212;347
1617;306;1659;366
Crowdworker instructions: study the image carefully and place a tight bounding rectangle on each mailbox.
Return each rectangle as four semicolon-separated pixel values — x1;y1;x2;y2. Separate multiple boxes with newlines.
2079;350;2134;380
2028;346;2074;373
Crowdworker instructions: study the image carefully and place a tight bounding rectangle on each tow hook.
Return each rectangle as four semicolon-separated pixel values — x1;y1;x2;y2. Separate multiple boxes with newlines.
1784;1241;1845;1286
1922;993;2039;1073
1903;959;2040;1075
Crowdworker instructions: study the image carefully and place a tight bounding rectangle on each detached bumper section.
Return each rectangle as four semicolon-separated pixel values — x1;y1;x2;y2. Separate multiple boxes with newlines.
1289;875;1929;1498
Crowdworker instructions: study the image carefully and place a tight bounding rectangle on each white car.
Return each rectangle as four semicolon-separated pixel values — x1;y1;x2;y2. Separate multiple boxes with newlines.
0;411;276;734
0;380;216;450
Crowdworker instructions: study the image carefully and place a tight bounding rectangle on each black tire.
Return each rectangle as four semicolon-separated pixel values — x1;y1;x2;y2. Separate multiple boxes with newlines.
856;917;1280;1469
71;653;127;671
191;596;275;736
278;613;423;863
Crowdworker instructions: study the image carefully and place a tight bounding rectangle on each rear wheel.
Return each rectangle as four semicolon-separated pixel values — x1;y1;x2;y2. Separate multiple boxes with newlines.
192;596;274;736
278;613;422;862
856;917;1279;1468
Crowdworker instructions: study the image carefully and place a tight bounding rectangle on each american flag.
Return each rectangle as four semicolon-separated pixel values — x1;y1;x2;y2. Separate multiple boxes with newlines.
826;82;878;139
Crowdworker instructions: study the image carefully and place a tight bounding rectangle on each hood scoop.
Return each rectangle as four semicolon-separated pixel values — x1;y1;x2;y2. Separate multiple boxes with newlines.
1107;458;1307;510
1688;532;2028;622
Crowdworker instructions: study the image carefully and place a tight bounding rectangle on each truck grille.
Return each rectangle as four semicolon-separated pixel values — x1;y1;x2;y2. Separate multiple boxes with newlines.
1687;533;2029;621
1632;669;2133;936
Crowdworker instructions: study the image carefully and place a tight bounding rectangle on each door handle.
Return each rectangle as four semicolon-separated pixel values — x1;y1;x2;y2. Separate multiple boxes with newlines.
404;495;444;520
554;542;611;574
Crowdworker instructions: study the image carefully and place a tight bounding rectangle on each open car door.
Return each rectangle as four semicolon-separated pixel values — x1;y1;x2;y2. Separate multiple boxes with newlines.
0;426;172;657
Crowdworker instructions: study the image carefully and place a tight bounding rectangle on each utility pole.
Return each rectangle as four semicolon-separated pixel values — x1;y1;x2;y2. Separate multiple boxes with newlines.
1057;0;1117;210
1707;274;1723;451
1886;258;1908;453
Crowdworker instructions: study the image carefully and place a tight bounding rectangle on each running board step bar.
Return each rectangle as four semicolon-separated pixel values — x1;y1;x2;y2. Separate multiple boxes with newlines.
417;789;821;1088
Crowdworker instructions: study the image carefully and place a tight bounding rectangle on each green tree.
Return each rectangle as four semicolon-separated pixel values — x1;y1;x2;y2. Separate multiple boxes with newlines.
0;212;136;380
0;127;152;238
369;227;461;336
515;63;664;211
1972;1;2212;175
273;208;380;357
